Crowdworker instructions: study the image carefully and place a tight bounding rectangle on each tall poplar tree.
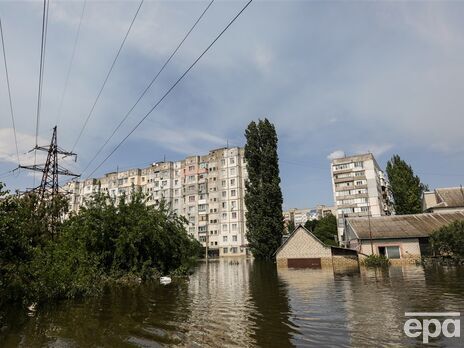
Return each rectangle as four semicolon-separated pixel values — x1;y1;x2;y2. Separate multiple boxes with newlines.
244;119;284;260
386;154;428;215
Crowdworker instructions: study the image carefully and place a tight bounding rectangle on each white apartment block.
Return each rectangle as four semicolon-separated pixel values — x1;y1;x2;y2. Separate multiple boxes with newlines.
63;147;248;257
330;153;394;246
283;208;311;232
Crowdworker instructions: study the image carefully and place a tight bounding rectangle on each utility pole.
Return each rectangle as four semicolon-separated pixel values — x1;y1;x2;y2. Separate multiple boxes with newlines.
20;126;79;200
19;126;79;236
368;206;374;255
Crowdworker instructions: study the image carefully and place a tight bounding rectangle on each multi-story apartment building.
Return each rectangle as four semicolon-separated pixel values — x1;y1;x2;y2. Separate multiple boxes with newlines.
283;208;311;232
330;153;394;246
62;147;248;257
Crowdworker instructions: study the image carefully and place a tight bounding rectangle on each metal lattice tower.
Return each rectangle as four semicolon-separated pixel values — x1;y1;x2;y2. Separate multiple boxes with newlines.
20;126;79;201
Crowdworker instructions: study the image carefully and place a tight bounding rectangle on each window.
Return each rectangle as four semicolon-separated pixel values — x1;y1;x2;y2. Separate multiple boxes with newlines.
231;247;237;253
378;246;401;259
230;168;236;175
354;161;363;168
232;223;237;231
189;195;195;202
230;178;235;186
232;235;237;242
231;189;236;197
232;212;237;219
222;180;226;187
222;224;228;231
222;202;227;209
230;157;235;164
222;191;227;198
189;165;195;171
223;248;228;254
223;236;228;242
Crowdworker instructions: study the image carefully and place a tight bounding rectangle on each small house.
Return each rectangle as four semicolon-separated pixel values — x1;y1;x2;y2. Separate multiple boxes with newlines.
275;225;358;268
346;211;464;263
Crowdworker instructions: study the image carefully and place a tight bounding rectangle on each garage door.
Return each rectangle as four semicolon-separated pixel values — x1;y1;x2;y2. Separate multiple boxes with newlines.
287;258;321;268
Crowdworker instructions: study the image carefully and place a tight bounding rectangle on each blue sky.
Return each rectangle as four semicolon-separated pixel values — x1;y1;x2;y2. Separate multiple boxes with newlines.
1;0;464;210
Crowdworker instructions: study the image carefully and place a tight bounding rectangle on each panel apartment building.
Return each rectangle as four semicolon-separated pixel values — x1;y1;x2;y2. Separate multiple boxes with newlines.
64;147;248;257
330;153;394;246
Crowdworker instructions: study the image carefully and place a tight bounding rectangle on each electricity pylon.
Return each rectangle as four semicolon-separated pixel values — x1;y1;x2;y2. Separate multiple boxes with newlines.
20;126;79;202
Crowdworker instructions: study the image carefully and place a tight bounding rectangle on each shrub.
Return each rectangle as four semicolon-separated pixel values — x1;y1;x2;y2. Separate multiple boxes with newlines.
430;220;464;259
362;254;390;268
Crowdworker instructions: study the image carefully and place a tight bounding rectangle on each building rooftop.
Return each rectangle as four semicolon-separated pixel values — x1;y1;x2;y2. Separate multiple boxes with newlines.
423;187;464;211
347;211;464;239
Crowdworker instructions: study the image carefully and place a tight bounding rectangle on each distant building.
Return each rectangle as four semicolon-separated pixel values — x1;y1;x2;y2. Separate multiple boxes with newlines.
315;204;336;219
422;187;464;213
330;153;394;246
283;208;311;232
63;147;248;257
345;211;464;264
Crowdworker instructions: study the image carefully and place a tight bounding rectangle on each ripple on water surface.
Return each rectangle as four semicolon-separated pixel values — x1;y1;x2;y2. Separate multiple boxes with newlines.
1;260;464;347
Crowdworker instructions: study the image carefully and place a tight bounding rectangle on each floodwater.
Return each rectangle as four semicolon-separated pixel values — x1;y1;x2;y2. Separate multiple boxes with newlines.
1;259;464;347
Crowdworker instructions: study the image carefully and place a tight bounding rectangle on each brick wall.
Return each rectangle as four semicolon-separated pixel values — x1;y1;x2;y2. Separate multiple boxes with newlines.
276;227;332;260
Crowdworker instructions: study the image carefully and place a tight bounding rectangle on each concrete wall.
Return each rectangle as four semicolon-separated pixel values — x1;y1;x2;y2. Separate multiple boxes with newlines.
359;238;421;264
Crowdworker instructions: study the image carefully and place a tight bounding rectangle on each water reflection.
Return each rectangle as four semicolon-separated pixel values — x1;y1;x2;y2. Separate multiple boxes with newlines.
249;261;294;347
1;260;463;347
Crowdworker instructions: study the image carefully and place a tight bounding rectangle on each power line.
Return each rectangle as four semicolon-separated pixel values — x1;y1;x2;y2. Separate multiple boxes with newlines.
81;0;215;176
56;0;87;127
71;0;144;152
0;17;20;166
33;0;50;187
86;0;254;179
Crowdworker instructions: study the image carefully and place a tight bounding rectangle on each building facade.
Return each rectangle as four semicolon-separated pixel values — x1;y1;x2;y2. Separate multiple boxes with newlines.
422;187;464;213
330;153;394;246
283;208;311;232
63;147;248;257
345;211;464;264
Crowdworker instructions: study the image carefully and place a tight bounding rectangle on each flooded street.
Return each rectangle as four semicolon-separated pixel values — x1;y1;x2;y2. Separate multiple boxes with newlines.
1;259;464;347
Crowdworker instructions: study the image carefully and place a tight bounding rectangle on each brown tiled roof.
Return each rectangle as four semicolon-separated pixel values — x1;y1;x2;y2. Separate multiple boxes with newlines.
347;212;464;239
436;187;464;208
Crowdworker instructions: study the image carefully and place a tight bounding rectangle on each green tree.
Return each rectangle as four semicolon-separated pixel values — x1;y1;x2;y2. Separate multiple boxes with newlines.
286;220;296;234
430;220;464;259
244;119;284;260
304;219;318;232
312;214;337;246
386;155;427;214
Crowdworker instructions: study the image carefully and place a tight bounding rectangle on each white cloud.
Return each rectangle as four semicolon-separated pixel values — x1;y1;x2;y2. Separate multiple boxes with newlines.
139;125;226;155
327;150;345;161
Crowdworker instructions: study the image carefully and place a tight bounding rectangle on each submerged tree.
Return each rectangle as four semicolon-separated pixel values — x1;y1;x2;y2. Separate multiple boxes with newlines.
244;119;284;260
386;155;427;215
430;220;464;259
311;214;338;246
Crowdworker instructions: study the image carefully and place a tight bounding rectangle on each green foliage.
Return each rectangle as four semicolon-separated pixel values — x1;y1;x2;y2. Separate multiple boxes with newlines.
308;214;338;246
286;220;296;234
0;183;200;307
362;254;390;268
386;154;428;215
304;219;318;232
430;220;464;259
244;119;284;260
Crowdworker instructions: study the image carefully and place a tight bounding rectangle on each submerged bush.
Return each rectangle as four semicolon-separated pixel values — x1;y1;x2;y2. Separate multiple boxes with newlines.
0;184;201;307
430;220;464;260
362;254;390;268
